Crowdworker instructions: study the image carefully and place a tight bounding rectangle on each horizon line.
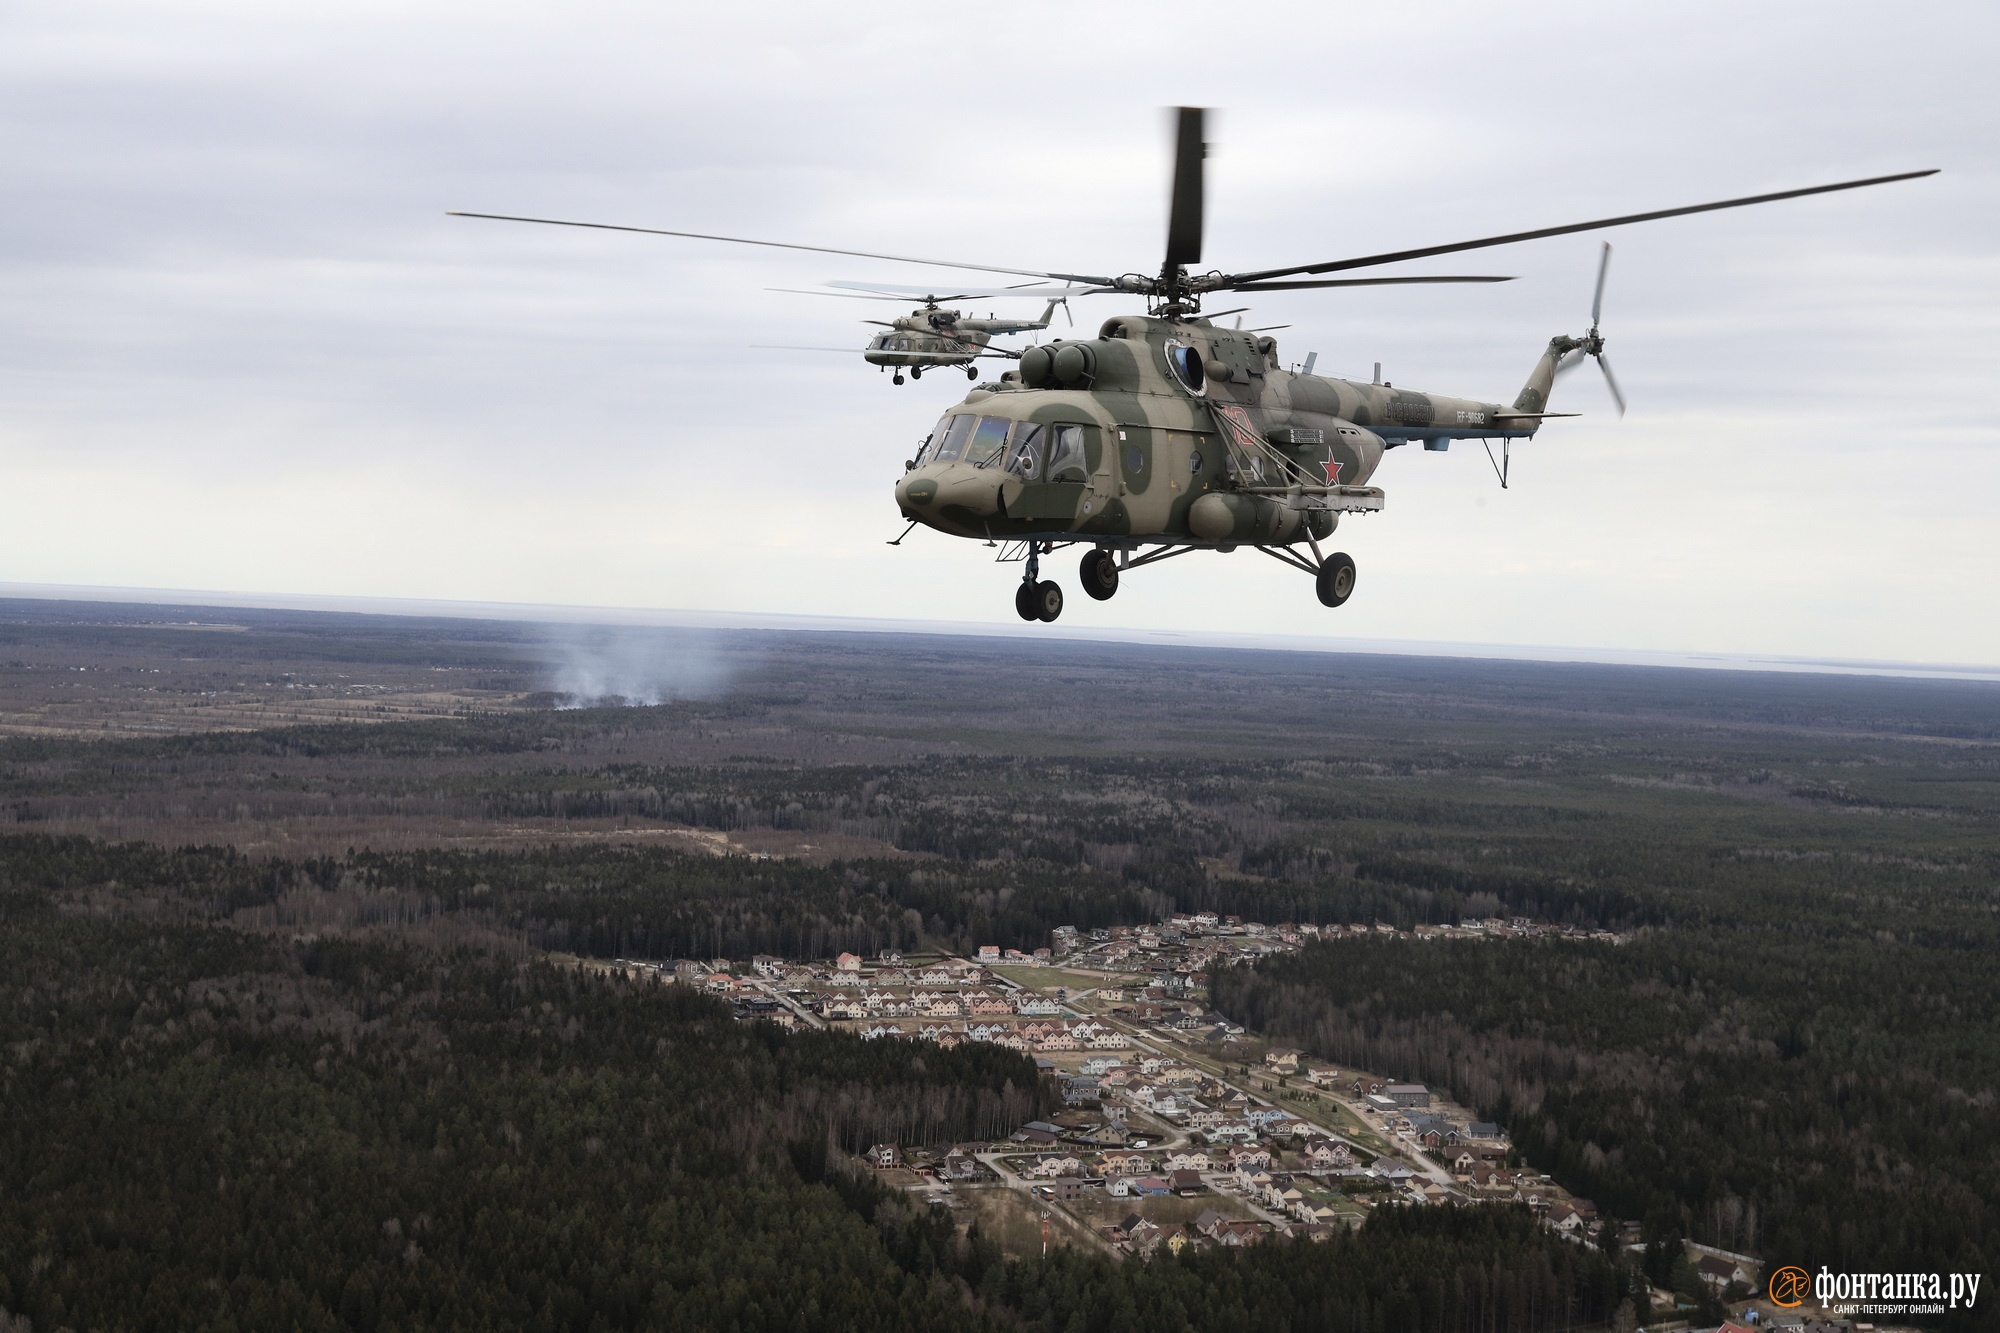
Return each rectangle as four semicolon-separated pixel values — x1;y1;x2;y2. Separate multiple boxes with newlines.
4;580;1998;685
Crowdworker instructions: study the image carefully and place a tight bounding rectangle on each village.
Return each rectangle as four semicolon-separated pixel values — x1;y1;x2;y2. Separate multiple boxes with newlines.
603;911;1667;1271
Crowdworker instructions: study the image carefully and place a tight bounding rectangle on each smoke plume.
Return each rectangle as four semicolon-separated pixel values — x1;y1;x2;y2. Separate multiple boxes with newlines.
536;625;733;708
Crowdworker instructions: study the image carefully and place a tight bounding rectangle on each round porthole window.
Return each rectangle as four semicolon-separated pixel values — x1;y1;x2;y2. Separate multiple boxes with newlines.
1165;342;1205;395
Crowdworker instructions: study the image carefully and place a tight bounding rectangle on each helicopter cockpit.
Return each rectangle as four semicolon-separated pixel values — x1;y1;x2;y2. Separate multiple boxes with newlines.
911;414;1089;484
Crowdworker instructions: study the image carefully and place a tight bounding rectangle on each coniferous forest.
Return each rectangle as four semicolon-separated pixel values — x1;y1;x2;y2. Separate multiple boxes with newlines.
3;600;1997;1330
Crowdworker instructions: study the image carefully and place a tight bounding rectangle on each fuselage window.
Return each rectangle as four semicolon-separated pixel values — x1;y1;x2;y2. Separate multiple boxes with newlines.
929;413;977;463
1166;343;1205;394
1005;422;1045;479
1046;425;1088;483
1189;449;1204;476
966;415;1013;468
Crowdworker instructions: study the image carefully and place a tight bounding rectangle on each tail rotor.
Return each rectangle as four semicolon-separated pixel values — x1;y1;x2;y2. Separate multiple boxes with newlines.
1555;242;1627;417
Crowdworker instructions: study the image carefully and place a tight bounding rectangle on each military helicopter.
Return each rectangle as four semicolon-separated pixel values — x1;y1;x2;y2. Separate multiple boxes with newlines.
451;115;1933;622
763;281;1088;383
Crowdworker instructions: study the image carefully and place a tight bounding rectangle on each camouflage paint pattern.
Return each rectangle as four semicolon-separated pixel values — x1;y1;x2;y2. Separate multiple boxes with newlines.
892;313;1547;547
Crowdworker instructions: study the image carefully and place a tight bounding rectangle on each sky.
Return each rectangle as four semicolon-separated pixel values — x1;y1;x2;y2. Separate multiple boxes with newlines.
2;0;1995;666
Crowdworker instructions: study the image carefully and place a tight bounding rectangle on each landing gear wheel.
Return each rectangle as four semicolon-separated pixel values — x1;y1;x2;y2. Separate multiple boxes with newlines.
1015;582;1040;621
1080;549;1120;601
1315;552;1357;608
910;366;923;380
966;366;979;381
1033;580;1064;622
892;372;905;385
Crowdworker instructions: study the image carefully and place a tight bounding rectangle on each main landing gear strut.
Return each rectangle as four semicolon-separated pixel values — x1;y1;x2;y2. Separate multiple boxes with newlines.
1003;542;1357;622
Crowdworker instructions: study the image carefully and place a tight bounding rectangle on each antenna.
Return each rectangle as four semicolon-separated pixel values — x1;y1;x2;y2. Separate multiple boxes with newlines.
1302;352;1318;375
1373;362;1382;385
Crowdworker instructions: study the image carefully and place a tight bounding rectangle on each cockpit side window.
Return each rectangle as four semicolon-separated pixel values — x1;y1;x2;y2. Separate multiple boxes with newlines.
925;414;977;464
1046;424;1089;483
966;415;1013;468
1004;422;1045;479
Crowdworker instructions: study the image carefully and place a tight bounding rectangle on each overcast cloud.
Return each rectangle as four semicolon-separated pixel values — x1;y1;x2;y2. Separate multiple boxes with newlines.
1;0;1994;664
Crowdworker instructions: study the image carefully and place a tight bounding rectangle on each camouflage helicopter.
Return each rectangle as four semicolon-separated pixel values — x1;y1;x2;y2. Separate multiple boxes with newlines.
452;113;1933;622
762;281;1089;384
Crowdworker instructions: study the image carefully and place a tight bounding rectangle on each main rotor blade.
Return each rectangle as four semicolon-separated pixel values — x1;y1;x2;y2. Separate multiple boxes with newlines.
447;211;1117;286
768;287;952;304
825;280;1097;299
1221;169;1939;285
1164;106;1207;269
1590;242;1612;328
1224;274;1515;292
1597;354;1627;417
749;344;876;353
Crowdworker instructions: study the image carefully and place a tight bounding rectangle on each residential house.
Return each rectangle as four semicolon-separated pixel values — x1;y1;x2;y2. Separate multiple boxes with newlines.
1169;1169;1206;1196
867;1143;901;1168
836;952;863;973
1025;1153;1085;1179
1166;1150;1212;1172
1306;1142;1354;1172
1696;1255;1755;1291
1545;1202;1588;1235
1384;1083;1431;1108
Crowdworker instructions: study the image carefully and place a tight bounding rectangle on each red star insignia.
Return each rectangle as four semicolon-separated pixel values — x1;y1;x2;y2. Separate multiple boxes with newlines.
1320;458;1343;484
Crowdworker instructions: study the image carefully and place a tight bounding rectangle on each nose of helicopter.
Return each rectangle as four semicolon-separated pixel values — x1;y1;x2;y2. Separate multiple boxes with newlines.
894;470;938;512
894;463;1003;520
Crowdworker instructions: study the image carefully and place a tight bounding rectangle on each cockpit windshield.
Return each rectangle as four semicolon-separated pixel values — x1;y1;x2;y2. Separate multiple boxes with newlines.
922;414;978;464
965;415;1012;468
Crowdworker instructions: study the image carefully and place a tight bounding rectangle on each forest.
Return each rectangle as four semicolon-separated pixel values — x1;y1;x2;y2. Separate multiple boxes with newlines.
1;881;1632;1332
3;599;1997;1329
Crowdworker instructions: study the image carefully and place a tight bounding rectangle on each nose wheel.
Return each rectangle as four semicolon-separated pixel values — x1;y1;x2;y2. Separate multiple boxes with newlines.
1013;542;1064;622
966;366;979;381
1016;580;1063;622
